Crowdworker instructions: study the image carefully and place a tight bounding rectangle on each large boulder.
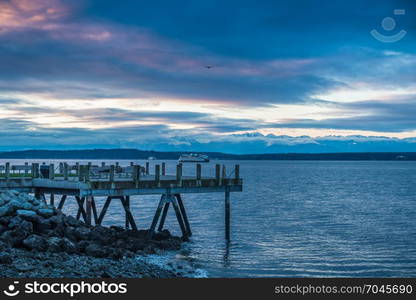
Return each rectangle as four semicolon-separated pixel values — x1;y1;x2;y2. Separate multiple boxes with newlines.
64;215;80;227
37;208;54;218
1;228;29;247
0;253;12;264
7;199;33;211
8;217;33;235
34;217;52;233
61;237;77;253
22;234;47;251
0;205;14;217
89;226;115;244
73;227;91;241
85;243;108;258
16;209;38;222
47;237;62;252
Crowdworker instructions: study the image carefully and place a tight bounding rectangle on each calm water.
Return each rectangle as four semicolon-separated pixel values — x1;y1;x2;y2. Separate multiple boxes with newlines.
2;159;416;277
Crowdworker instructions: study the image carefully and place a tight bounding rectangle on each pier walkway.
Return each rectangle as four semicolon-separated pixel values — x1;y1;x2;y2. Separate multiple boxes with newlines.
0;162;243;241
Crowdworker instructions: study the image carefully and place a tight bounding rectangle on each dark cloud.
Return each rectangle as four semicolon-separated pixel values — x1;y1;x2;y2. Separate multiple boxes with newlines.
0;0;416;152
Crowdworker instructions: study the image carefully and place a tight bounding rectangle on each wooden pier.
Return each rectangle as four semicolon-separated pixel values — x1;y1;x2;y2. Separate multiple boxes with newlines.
0;162;243;241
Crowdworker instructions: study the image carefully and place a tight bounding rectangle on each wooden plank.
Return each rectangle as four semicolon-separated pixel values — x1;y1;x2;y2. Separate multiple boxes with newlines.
87;185;243;197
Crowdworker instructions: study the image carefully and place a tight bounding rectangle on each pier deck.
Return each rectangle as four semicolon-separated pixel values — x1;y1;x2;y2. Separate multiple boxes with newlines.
0;162;243;240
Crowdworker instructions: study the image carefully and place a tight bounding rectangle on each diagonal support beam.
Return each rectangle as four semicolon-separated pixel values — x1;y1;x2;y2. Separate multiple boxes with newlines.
171;194;189;241
58;195;67;210
97;196;112;225
158;202;170;232
148;194;166;238
120;196;138;231
175;194;192;237
75;196;87;223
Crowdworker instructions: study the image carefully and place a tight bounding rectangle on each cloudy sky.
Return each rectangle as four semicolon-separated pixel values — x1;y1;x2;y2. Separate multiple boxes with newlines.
0;0;415;153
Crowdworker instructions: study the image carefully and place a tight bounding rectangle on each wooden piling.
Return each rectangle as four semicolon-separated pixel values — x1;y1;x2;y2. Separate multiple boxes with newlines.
222;164;226;185
24;162;29;176
225;186;231;241
162;162;166;176
63;163;69;180
109;165;115;186
85;164;90;182
5;162;10;180
49;164;54;179
145;162;149;175
31;163;39;178
196;164;201;186
86;195;92;226
235;164;240;181
155;165;160;187
132;165;140;188
215;164;221;186
101;162;105;167
176;164;182;186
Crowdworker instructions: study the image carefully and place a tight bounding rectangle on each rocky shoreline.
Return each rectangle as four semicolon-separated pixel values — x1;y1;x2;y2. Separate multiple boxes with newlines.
0;190;190;278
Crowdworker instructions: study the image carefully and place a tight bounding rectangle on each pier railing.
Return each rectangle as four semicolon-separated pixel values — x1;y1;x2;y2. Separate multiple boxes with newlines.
0;162;242;187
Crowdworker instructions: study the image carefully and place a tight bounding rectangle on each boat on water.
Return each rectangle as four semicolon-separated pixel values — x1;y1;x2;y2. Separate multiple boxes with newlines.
147;156;156;160
178;153;209;163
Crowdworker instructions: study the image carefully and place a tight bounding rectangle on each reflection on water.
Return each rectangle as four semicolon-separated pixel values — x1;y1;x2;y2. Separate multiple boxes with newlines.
2;159;416;277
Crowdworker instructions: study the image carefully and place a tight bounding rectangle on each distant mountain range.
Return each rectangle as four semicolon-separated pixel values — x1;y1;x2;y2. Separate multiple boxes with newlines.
0;149;415;161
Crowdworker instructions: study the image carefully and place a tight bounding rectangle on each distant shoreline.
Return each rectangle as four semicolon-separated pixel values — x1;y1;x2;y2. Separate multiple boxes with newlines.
0;149;416;161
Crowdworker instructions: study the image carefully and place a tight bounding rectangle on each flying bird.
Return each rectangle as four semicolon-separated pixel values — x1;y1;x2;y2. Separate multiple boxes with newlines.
205;65;214;69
